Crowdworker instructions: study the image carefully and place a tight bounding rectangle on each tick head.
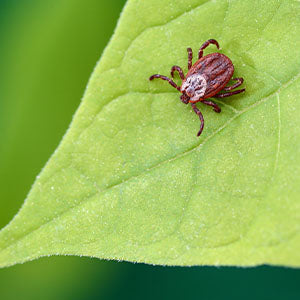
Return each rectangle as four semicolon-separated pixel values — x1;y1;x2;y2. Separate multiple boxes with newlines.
180;92;190;104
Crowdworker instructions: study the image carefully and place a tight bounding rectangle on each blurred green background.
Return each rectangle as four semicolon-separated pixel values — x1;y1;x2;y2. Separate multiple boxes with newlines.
0;0;299;299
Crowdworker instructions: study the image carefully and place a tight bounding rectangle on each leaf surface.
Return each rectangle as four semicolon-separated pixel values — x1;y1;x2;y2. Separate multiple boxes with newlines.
1;0;300;267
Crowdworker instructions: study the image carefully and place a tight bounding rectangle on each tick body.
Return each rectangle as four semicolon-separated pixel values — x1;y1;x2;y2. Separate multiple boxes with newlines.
149;39;245;136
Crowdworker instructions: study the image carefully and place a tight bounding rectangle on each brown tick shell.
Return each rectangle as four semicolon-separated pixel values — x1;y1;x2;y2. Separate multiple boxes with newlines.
182;52;234;102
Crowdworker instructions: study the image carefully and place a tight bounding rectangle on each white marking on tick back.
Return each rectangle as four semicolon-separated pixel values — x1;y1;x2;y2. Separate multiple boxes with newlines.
181;74;207;101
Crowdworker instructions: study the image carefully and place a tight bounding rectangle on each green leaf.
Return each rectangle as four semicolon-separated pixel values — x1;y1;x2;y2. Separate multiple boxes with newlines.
0;0;299;267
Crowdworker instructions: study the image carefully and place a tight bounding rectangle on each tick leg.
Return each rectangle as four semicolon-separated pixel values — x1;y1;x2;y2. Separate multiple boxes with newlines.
223;77;244;91
170;66;185;80
213;88;245;98
187;47;193;69
149;74;180;91
202;100;221;113
198;39;220;59
191;103;204;137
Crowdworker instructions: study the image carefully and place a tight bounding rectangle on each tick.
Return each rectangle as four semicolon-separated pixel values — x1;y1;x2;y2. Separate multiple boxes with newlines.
149;39;245;136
